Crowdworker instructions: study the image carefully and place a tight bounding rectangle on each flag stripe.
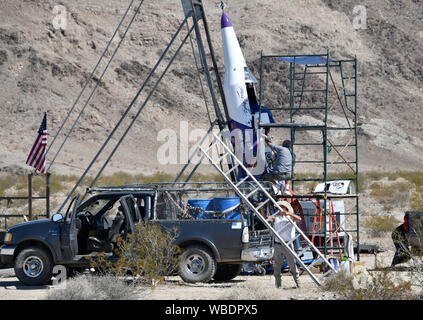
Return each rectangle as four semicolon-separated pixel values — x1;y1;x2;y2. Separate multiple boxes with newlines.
26;134;41;164
29;140;43;167
26;114;47;174
33;146;46;170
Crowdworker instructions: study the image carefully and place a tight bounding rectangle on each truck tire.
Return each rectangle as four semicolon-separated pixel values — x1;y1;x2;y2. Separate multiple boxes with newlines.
178;245;216;283
14;246;53;286
213;263;242;281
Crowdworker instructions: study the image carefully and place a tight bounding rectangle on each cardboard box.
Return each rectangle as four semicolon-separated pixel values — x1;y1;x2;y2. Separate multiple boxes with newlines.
350;261;366;274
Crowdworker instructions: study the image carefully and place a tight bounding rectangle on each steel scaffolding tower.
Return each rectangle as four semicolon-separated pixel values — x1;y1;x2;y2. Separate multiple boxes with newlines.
258;50;360;260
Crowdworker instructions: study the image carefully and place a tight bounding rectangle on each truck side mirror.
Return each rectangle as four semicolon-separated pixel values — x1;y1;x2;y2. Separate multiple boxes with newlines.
52;213;64;223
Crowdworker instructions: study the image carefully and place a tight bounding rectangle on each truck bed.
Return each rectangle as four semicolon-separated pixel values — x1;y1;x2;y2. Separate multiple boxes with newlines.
156;219;245;263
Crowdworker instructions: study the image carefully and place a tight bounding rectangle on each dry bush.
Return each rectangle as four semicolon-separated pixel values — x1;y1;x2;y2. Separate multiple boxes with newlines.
45;274;135;300
362;215;400;237
91;222;181;287
94;171;223;187
218;282;284;300
322;270;415;300
369;182;409;211
410;185;423;211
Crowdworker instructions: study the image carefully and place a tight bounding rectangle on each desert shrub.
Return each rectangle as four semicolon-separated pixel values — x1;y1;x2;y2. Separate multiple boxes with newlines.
218;282;284;300
369;182;410;210
362;215;400;237
322;270;355;294
322;270;414;300
0;50;7;66
91;222;181;287
45;274;135;300
410;185;423;211
93;171;223;187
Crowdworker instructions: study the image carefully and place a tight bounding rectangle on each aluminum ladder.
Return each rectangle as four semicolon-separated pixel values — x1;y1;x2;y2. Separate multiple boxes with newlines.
198;131;338;286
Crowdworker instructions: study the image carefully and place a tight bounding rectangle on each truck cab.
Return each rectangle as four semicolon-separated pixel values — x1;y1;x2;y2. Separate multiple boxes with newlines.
0;192;147;285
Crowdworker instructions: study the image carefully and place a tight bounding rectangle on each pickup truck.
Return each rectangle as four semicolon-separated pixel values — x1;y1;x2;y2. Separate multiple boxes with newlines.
391;211;423;266
0;188;271;286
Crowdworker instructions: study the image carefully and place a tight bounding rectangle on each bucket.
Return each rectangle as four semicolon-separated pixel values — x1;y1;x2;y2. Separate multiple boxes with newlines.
340;260;351;274
187;199;212;219
329;257;340;271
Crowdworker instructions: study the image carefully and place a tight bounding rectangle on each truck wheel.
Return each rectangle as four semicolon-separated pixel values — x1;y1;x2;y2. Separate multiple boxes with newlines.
178;245;216;283
14;246;53;286
213;263;242;281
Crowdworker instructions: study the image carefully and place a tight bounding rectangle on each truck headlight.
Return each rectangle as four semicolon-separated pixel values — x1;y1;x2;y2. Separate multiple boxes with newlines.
4;233;12;243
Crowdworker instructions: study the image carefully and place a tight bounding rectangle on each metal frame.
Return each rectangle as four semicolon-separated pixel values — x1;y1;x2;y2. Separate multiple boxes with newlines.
0;173;50;228
258;50;360;260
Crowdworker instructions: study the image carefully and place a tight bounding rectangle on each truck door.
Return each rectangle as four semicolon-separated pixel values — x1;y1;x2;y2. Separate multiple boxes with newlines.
121;195;142;224
61;194;80;260
119;195;140;236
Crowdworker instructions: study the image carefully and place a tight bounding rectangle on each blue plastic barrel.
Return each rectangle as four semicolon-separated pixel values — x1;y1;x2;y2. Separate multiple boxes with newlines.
211;197;241;219
187;199;212;219
211;197;240;211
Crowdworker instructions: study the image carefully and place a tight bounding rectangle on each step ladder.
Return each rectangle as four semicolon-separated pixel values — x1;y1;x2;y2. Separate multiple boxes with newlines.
198;131;338;286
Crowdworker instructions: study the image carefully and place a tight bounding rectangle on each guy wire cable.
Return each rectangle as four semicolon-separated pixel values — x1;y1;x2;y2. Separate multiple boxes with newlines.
58;18;193;211
47;0;145;172
46;0;136;157
82;24;195;202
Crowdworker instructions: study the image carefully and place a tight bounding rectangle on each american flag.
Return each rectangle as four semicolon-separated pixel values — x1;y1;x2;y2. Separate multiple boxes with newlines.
26;113;48;174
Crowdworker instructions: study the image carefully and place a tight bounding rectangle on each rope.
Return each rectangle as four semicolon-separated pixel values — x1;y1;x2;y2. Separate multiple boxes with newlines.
66;22;194;209
46;0;136;158
186;19;213;126
82;22;194;199
47;0;145;172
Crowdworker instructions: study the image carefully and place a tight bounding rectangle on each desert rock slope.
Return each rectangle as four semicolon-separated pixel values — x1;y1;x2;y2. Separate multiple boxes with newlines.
0;0;422;176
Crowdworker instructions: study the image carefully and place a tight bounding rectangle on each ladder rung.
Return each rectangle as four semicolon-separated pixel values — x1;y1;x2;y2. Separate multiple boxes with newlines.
216;152;229;163
245;187;260;199
255;199;270;211
287;233;302;246
235;176;250;187
202;142;218;154
293;89;326;92
224;164;239;176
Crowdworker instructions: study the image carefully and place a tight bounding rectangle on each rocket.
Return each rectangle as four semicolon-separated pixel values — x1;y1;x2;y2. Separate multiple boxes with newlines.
221;10;267;177
221;11;256;130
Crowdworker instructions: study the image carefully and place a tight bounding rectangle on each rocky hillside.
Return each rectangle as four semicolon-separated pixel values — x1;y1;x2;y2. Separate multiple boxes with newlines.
0;0;422;177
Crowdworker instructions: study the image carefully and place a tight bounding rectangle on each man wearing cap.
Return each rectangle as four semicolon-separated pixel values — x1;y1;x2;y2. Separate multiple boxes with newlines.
268;200;302;289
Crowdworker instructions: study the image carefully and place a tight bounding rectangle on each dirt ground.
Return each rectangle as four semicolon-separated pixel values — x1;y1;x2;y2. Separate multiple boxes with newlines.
0;254;384;300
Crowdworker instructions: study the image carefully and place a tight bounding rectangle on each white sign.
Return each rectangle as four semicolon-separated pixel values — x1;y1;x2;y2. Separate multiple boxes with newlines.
313;180;351;194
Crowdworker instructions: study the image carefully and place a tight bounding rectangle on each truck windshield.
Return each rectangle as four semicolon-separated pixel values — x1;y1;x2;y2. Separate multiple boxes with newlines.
84;199;110;216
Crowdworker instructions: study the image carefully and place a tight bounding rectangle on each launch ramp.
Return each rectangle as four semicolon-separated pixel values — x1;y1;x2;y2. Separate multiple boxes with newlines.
198;130;338;286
